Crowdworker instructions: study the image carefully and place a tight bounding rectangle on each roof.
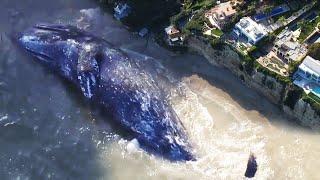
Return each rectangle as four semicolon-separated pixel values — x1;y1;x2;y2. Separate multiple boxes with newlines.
205;2;236;20
235;17;268;42
299;56;320;76
165;25;180;35
282;41;298;50
277;29;293;40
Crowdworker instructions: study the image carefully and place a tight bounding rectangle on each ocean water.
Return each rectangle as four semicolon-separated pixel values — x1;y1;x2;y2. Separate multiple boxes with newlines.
0;0;320;179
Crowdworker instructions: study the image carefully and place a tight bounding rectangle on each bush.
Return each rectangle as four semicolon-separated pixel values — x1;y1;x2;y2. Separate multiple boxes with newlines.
230;46;255;75
184;12;206;34
242;55;255;75
302;93;320;116
255;34;276;49
308;43;320;60
284;86;303;109
288;60;302;76
211;29;223;37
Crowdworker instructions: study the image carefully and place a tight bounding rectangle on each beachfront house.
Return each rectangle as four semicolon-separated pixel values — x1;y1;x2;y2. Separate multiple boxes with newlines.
165;25;183;45
205;1;237;30
293;56;320;97
233;17;268;45
114;3;131;20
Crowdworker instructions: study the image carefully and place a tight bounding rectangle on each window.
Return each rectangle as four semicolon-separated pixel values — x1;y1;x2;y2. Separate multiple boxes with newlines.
306;72;311;79
312;74;317;81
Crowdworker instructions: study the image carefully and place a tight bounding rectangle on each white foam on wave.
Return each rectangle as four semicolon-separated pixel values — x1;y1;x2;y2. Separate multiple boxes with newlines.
183;76;274;177
0;114;8;122
126;138;140;154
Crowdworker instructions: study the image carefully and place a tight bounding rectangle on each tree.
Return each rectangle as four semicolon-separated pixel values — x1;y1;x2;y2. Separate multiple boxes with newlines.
308;43;320;60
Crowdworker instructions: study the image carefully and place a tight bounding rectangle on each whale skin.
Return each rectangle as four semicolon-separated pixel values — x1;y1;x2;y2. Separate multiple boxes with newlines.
16;24;194;161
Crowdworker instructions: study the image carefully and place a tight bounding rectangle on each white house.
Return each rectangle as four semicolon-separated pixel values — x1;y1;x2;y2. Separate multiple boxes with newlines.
294;56;320;97
295;56;320;83
233;17;268;45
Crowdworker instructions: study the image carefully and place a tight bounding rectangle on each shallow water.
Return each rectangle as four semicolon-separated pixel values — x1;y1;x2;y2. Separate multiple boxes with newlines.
1;0;320;179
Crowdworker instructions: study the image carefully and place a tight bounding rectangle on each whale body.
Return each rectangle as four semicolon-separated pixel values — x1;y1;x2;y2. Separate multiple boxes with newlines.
17;24;193;161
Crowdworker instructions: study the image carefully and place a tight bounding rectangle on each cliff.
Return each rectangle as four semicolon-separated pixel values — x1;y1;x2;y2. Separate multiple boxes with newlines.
284;100;320;130
187;36;320;129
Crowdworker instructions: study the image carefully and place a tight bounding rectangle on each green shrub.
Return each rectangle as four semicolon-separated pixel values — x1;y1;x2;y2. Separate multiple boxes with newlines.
302;93;320;116
211;29;223;37
288;60;302;76
284;86;303;109
308;43;320;60
255;34;275;50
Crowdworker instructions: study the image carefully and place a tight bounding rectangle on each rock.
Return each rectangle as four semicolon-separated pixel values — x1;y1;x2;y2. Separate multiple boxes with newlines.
244;153;258;178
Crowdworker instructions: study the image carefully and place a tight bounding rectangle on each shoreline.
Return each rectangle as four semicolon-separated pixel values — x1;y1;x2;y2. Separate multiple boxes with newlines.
184;35;320;130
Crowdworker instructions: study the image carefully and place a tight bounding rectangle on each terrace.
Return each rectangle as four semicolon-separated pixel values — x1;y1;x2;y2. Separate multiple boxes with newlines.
257;51;289;77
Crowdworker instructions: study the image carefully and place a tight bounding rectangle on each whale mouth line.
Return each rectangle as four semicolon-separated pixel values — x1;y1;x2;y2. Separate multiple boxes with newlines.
34;24;71;33
25;48;54;63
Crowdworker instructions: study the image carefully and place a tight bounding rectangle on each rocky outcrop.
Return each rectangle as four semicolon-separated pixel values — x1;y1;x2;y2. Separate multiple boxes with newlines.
187;36;238;67
187;36;320;128
283;100;320;130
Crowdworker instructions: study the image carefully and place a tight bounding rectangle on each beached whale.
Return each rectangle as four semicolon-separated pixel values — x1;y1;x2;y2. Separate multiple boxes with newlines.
16;24;193;161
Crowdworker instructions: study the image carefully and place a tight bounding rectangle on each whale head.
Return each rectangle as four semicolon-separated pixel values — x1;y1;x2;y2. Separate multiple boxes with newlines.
16;24;104;67
18;24;71;64
16;24;104;87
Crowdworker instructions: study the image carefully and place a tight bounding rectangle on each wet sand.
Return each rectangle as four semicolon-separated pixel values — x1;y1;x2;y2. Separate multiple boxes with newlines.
0;1;320;179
